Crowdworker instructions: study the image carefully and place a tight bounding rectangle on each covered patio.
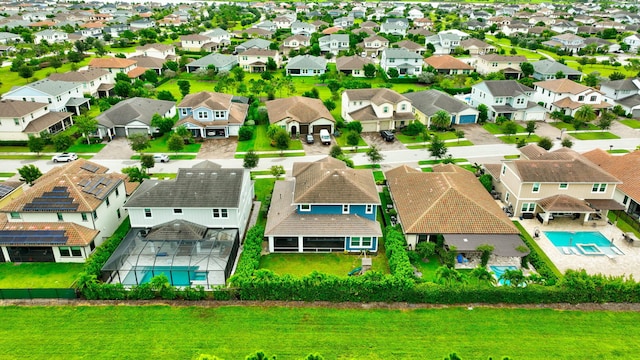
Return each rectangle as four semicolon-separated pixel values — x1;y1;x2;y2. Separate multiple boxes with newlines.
443;233;529;269
536;194;625;227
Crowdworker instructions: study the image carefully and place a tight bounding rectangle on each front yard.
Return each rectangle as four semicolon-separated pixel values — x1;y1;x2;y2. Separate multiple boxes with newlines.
619;119;640;129
0;262;84;288
482;122;527;135
146;134;202;153
236;124;303;152
568;132;620;140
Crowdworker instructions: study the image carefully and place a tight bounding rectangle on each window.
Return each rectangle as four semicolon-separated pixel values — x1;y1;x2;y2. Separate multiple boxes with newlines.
365;204;373;214
59;247;71;257
532;183;540;193
342;204;350;214
213;209;228;218
521;203;536;212
501;165;506;175
90;241;95;251
578;95;585;101
592;183;607;193
197;111;208;119
559;183;568;189
181;109;187;115
300;204;311;211
505;192;510;202
93;210;98;220
144;208;152;218
383;106;389;113
590;95;596;102
57;213;63;221
71;247;82;257
623;195;629;205
173;209;183;214
115;187;119;197
117;209;121;219
10;212;20;219
516;98;525;105
13;118;19;126
81;213;88;221
105;197;110;207
350;236;373;248
400;104;406;111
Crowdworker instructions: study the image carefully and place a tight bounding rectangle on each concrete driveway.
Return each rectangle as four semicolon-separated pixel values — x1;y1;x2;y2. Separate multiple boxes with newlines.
302;134;332;155
361;132;406;150
197;138;238;159
455;124;502;145
91;138;134;160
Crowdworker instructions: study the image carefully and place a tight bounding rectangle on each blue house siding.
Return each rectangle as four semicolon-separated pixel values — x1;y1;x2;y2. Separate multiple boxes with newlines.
345;236;378;252
297;204;377;220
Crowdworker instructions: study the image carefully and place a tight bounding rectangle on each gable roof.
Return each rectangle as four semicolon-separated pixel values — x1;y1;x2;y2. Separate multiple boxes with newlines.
386;164;518;235
89;57;136;69
582;149;640;202
424;55;474;70
532;59;582;76
405;90;475;116
479;54;526;62
383;48;422;59
48;69;110;83
0;99;47;117
479;80;533;97
285;55;327;70
336;55;373;71
600;78;640;91
344;88;408;105
96;97;175;127
533;78;592;94
8;79;79;97
266;96;335;124
187;53;236;69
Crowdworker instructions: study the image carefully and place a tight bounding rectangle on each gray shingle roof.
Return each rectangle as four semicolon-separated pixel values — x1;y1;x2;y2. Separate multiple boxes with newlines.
23;79;78;96
0;99;47;117
96;97;175;127
533;59;582;76
481;80;533;97
383;48;422;59
285;55;327;70
404;90;474;116
601;78;640;91
187;53;237;69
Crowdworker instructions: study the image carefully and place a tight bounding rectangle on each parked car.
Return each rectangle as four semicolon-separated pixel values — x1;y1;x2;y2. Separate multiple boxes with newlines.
153;154;170;163
306;134;314;144
380;130;395;142
319;129;331;145
52;152;78;163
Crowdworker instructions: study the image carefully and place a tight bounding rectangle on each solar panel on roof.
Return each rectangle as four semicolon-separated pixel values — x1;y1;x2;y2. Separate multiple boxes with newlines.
52;186;67;192
0;230;67;245
81;163;100;173
0;184;14;197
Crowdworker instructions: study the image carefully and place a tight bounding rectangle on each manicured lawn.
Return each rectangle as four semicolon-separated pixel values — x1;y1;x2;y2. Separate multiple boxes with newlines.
499;134;542;144
421;167;434;172
146;134;202;153
149;173;177;179
395;133;430;144
236;125;303;152
0;57;93;95
418;158;467;165
131;154;197;160
254;178;275;226
550;121;599;131
373;170;385;183
504;155;520;159
353;164;381;169
234;152;305;159
608;149;630;154
259;252;390;276
0;145;56;153
619;119;640;129
445;140;474;147
608;212;640;238
0;263;83;288
412;255;442;282
335;134;367;147
2;306;640;359
66;142;107;153
0;155;49;160
482;122;526;135
0;172;15;177
568;132;620;140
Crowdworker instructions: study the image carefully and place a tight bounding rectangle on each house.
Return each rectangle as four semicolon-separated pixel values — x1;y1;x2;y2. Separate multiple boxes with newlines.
532;78;611;116
460;38;496;56
2;79;90;116
129;18;155;30
0;31;21;44
133;43;176;59
180;34;212;52
542;33;585;53
235;38;272;53
282;34;311;52
484;146;622;224
291;21;316;36
386;164;527;267
469;80;546;121
0;159;136;263
266;96;335;136
380;48;423;77
425;32;463;55
600;78;640;117
360;35;389;56
532;59;583;81
334;16;354;28
342;88;414;132
550;21;579;34
285;55;327;76
185;53;238;73
474;55;526;78
623;34;640;53
0;99;73;141
424;55;474;75
235;28;274;39
48;69;114;98
201;28;232;50
319;34;350;55
336;55;374;77
238;49;280;73
175;91;248;138
95;97;176;140
88;57;138;76
254;20;277;32
405;90;479;126
33;30;68;44
265;157;382;253
380;18;408;36
395;39;426;55
582;149;640;221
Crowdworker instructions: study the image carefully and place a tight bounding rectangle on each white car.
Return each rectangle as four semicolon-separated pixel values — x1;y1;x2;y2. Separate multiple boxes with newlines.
52;153;78;163
153;154;170;163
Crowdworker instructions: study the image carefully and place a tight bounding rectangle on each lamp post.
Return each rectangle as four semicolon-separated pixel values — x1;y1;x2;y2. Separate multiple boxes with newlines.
609;145;614;152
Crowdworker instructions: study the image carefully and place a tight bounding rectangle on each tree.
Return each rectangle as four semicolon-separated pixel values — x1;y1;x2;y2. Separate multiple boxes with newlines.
519;62;534;77
327;80;340;93
74;115;98;145
266;57;277;71
584;72;599;87
129;133;151;154
17;65;33;81
175;125;193;144
428;135;447;159
274;129;290;154
167;133;185;154
363;63;376;78
502;120;518;138
471;266;496;286
479;174;493;192
477;104;488;124
476;244;494;267
114;81;132;97
143;69;158;84
554;70;565;79
67;51;82;63
177;80;190;97
151;114;174;135
435;265;466;286
500;269;526;287
243;149;259;169
27;135;45;155
573;105;596;130
345;121;363;134
346;130;360;148
387;68;399;78
609;71;626;81
366;144;384;165
266;124;281;140
232;66;245;82
18;164;42;185
140;154;155;174
323;99;336;111
416;241;436;259
270;165;285;179
537;136;553;150
52;133;73;152
561;137;574;148
597;109;616;131
238;126;254;141
50;57;62;72
525;120;537;137
122;166;150;183
431;110;451;131
157;90;176;102
454;129;464;144
329;145;343;158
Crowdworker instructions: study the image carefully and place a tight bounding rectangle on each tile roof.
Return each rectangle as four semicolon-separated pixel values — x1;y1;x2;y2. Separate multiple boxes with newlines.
534;78;593;94
386;164;518;235
0;219;99;246
479;54;526;62
601;78;640;91
582;149;640;202
48;69;110;82
537;194;593;212
552;97;611;110
266;96;335;124
344;88;409;105
335;55;373;71
285;54;327;70
89;57;136;68
480;80;533;97
424;55;474;70
0;99;46;117
241;49;277;57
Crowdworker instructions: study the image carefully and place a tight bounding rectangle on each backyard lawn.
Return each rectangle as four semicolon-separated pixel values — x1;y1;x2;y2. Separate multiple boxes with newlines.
1;306;639;359
568;132;620;140
619;119;640;129
0;263;83;288
259;252;390;277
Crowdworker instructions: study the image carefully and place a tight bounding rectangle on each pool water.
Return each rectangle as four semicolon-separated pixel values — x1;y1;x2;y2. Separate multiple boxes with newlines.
490;265;518;286
544;231;623;256
122;266;204;286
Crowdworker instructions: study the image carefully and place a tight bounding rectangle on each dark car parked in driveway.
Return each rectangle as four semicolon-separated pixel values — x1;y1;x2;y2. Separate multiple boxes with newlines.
380;130;395;142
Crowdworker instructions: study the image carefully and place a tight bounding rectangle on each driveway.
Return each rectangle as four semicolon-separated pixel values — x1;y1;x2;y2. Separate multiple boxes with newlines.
197;138;237;159
302;134;332;155
92;138;134;160
361;132;406;150
455;124;502;145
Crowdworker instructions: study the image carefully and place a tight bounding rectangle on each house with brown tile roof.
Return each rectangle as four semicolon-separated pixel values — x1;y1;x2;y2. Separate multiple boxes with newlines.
48;69;114;98
532;78;611;116
266;96;335;136
175;91;248;138
473;54;526;78
460;38;496;56
88;57;138;75
0;159;138;263
385;164;527;264
265;157;382;253
485;146;622;224
424;55;474;75
342;88;414;132
336;55;374;77
583;149;640;220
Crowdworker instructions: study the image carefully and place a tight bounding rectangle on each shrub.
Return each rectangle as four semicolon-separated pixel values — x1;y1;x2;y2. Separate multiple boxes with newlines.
479;174;493;193
238;126;254;141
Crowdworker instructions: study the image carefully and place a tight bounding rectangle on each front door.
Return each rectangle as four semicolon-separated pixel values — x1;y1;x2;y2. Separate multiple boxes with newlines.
291;126;297;136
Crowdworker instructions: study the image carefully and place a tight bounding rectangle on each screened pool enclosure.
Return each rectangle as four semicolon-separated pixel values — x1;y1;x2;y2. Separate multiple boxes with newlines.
101;220;239;289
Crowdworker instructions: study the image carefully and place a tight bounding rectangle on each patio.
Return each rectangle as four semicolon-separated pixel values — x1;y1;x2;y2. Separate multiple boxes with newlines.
517;218;640;279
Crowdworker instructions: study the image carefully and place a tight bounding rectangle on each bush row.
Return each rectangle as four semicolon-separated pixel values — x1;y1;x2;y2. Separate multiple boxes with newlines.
384;226;414;279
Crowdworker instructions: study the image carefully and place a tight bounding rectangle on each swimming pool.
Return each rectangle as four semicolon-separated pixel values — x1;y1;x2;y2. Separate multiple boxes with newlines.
544;231;624;256
490;265;518;286
122;266;206;286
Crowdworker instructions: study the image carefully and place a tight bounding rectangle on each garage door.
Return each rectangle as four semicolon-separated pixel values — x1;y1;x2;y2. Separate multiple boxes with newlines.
458;115;477;124
127;127;149;136
361;121;377;132
300;124;309;134
312;125;331;134
633;109;640;118
115;127;127;137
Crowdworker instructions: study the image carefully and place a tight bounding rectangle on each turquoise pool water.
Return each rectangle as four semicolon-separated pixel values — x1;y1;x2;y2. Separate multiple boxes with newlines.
122;266;204;286
490;265;518;286
544;231;623;256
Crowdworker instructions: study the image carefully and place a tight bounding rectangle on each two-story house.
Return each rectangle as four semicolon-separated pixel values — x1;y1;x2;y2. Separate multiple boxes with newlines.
533;78;611;116
380;18;408;36
34;30;68;44
359;35;389;56
342;88;414;132
180;34;212;52
132;43;176;60
542;33;585;52
473;54;526;78
175;91;249;138
0;159;136;263
238;49;279;73
48;69;115;98
88;57;138;77
266;96;335;136
485;145;622;224
202;28;232;50
282;34;310;52
532;59;583;81
469;80;546;121
2;79;90;116
425;32;463;55
623;34;640;52
0;100;73;140
265;157;382;253
291;21;317;37
319;34;350;55
96;97;176;140
235;38;272;54
600;78;640;117
380;48;423;77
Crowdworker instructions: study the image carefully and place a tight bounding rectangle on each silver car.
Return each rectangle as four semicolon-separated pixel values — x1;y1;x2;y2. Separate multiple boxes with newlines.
52;153;78;163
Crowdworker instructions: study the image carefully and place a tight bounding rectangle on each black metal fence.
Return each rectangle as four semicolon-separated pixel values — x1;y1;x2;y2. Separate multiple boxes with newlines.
613;210;640;234
0;288;77;299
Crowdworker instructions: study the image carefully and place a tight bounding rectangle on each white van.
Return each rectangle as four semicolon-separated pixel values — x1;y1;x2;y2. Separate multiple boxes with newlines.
319;129;331;145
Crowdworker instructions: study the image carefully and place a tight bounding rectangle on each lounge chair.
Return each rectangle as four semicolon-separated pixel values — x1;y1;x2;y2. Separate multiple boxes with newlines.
612;247;624;255
561;247;572;255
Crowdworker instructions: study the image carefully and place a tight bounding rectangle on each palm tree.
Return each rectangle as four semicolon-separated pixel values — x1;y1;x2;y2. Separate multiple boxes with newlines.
573;105;596;130
500;269;526;288
471;266;496;286
435;265;466;286
431;110;451;131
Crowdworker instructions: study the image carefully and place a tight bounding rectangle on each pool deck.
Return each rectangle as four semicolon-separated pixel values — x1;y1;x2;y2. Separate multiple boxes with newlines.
517;218;640;279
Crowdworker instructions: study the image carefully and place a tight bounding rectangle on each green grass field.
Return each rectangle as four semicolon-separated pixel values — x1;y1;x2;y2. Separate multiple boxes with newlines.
482;122;527;135
236;125;304;152
568;132;620;140
259;252;390;276
499;134;542;144
550;121;599;131
1;306;639;359
66;142;106;153
0;263;83;288
335;134;367;147
619;119;640;129
146;134;202;153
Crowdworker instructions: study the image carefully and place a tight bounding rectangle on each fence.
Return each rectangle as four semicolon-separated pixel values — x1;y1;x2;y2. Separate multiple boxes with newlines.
0;288;77;300
613;210;640;234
